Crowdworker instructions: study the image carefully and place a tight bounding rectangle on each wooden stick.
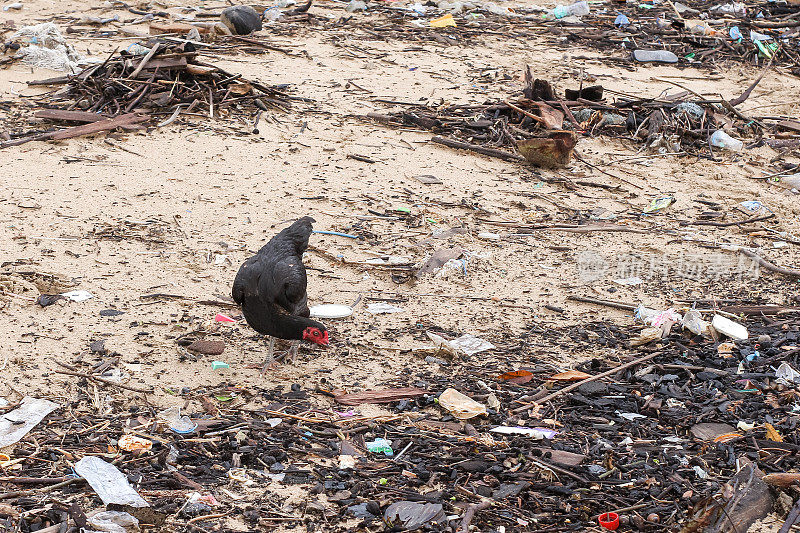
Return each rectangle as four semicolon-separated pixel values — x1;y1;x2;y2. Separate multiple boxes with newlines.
53;368;152;394
511;352;659;413
738;249;800;278
567;296;637;311
458;500;491;533
688;214;775;227
129;43;160;79
430;136;526;163
503;100;546;124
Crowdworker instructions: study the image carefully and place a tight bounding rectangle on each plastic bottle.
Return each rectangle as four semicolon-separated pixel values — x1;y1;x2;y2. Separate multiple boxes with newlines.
544;0;589;19
710;130;743;151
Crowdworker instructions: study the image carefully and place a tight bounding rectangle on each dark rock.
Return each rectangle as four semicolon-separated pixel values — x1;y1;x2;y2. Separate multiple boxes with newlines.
220;5;262;35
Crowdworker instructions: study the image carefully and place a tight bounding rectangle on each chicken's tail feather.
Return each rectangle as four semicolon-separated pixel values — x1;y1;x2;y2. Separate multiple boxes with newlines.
283;216;315;255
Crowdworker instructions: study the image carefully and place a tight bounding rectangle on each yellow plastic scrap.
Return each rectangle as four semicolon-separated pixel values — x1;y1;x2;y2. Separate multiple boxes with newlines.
430;14;456;27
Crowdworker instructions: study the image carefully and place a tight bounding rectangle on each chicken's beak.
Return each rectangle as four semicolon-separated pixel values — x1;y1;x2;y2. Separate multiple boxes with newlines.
320;331;330;346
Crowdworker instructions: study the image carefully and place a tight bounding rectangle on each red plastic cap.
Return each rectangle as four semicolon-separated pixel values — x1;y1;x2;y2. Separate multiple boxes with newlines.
599;512;620;531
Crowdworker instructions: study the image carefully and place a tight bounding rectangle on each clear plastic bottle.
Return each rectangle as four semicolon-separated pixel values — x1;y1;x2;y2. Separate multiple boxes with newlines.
710;130;743;151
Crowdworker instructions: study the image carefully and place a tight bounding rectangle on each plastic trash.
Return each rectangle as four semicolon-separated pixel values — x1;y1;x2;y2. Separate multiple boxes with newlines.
80;14;120;24
750;29;772;42
675;102;704;120
710;2;744;14
449;333;495;355
783;174;800;191
188;492;219;507
0;397;58;448
739;200;765;213
365;302;404;314
438;388;487;419
682;309;710;336
118;434;153;452
737;421;755;431
366;438;394;456
643;196;676;214
339;454;356;469
61;289;94;302
632;49;679;63
345;0;367;11
612;276;643;286
729;25;743;41
481;1;515;16
630;327;662;347
490;426;558;439
87;511;139;533
211;361;229;370
215;313;235;322
684;19;716;36
477;232;501;240
614;13;629;26
310;304;352;319
711;314;748;341
430;13;456;27
409;2;427;14
776;362;800;385
545;0;589;19
2;2;22;9
11;22;82;72
74;456;149;507
599;512;620;531
710;130;743;151
426;332;492;358
384;502;446;530
157;406;198;434
634;306;682;332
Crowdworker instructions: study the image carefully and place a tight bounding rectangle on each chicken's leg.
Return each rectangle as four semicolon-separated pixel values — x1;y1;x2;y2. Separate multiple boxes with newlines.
261;336;275;374
287;340;300;363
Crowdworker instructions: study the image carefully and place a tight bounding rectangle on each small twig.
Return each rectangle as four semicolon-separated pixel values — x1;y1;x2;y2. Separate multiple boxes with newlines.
458;500;491;533
128;43;159;79
738;248;800;278
52;364;152;394
430;136;526;163
567;295;637;310
512;352;659;413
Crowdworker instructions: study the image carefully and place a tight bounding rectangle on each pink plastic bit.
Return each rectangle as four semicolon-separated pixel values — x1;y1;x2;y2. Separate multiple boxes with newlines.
215;314;235;323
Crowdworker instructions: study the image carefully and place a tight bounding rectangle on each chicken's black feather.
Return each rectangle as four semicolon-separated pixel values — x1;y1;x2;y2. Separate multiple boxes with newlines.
232;217;324;340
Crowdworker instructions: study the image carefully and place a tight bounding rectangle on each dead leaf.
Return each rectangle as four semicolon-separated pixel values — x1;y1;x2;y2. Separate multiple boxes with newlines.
549;370;591;381
535;102;564;130
498;370;533;384
765;423;783;442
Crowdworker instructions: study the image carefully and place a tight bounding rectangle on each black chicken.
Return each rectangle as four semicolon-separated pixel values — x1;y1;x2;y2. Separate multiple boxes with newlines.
232;216;329;371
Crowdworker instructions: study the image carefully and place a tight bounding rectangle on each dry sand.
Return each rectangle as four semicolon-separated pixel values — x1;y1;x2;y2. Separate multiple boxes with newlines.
1;0;800;529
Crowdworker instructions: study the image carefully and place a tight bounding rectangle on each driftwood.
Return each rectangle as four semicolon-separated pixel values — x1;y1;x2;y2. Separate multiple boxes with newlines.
430;136;526;163
738;249;800;278
1;114;150;149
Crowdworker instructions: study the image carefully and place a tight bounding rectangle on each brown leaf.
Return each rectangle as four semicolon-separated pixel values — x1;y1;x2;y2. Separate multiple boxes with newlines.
535;102;564;130
549;370;591;381
765;423;783;442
